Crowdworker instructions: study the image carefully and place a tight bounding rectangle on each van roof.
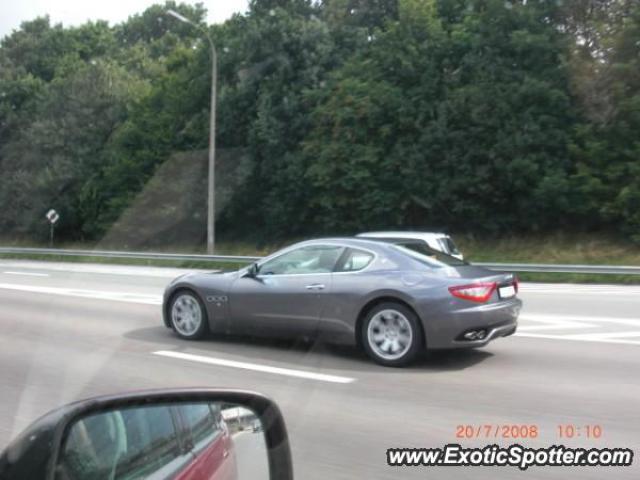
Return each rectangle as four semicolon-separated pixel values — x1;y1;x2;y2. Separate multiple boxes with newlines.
356;231;449;241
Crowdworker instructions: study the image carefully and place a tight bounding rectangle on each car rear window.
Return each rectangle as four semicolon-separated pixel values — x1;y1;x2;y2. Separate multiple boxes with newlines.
392;243;467;268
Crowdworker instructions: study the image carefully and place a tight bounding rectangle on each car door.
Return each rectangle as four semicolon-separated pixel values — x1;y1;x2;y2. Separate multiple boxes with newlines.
320;247;378;336
229;244;344;337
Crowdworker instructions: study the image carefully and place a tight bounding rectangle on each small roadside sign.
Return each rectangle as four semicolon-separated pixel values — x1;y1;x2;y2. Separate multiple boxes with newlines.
46;209;60;224
45;209;60;247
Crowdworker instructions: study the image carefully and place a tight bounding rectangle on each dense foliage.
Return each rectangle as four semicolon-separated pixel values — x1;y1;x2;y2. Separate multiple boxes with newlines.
1;0;639;246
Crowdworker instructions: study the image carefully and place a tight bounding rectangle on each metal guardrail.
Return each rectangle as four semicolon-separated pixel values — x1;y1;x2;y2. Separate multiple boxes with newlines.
0;247;260;264
1;247;639;275
474;262;640;275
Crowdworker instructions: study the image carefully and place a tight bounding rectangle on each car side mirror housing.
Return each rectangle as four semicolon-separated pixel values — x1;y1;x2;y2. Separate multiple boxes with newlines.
0;388;293;480
244;262;259;278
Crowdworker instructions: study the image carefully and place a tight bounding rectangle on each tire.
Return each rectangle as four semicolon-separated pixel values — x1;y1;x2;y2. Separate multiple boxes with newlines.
361;302;423;367
168;290;208;340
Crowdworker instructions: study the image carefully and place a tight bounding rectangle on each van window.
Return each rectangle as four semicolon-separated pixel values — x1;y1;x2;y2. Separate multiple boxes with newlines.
441;237;461;255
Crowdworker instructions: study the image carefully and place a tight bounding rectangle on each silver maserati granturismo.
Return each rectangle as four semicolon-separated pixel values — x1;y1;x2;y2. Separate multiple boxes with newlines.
162;238;521;366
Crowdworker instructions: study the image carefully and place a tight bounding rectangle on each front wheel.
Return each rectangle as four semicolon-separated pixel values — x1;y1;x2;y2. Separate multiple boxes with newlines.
361;303;422;367
169;291;208;340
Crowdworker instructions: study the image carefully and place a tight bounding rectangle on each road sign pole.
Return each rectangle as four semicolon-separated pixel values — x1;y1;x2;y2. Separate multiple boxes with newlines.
45;209;59;247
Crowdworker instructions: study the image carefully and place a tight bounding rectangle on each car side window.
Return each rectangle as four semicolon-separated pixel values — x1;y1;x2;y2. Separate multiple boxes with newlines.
336;248;374;272
258;245;343;275
179;403;221;450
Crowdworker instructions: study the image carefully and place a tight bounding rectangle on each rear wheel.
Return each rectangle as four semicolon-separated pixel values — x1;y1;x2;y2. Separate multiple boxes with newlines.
169;291;208;340
361;303;422;367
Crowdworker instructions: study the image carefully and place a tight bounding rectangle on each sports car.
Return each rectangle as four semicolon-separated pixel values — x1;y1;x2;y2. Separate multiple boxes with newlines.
162;238;521;366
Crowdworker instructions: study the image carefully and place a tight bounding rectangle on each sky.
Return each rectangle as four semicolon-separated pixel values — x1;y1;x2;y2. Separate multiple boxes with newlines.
1;0;249;39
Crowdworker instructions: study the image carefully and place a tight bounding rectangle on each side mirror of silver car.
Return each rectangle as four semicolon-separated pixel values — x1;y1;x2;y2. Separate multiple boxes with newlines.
244;262;259;278
0;388;293;480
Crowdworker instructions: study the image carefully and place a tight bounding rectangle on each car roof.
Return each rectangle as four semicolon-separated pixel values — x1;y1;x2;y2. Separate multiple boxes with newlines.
357;231;449;240
256;237;396;264
293;237;396;251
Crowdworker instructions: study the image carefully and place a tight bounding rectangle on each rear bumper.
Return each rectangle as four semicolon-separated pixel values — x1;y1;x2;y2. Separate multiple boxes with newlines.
447;321;517;348
422;297;521;349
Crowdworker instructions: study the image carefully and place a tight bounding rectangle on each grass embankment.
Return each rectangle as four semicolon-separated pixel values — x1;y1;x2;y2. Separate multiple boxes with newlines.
1;234;639;283
457;234;640;284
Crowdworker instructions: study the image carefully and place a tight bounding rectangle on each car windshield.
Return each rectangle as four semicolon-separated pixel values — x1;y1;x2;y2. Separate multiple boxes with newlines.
1;1;639;479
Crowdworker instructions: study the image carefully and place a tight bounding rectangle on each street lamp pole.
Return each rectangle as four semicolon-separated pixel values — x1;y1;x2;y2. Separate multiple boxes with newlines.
167;10;217;254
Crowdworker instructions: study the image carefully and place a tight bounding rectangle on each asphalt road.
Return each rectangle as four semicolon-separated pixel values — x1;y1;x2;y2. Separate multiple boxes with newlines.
233;430;269;480
0;260;638;479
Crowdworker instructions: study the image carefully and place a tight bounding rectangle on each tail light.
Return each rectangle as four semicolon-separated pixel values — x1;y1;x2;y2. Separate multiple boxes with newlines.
513;275;519;293
449;282;497;303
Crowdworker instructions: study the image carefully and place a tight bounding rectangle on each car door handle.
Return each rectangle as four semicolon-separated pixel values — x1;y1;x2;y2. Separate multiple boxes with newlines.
305;284;325;290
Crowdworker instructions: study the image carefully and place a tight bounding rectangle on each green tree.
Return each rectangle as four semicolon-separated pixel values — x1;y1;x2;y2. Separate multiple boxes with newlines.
302;0;575;234
0;60;142;239
571;2;640;240
214;1;343;240
1;0;637;246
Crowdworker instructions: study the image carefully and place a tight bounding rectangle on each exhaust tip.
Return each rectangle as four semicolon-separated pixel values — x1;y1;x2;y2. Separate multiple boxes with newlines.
461;329;487;341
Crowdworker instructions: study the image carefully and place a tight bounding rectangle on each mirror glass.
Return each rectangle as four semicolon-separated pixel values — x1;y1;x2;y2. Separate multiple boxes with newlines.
54;401;269;480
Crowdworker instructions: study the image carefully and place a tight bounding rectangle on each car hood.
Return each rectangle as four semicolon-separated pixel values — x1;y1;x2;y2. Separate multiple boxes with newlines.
168;270;239;291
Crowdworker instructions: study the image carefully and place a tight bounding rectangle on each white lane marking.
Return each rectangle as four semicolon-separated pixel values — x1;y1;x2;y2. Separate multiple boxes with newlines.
3;271;50;277
523;291;640;296
0;260;202;278
153;350;355;384
516;319;596;332
521;314;640;326
2;277;639;348
520;284;640;296
516;314;640;345
0;283;161;305
561;331;640;340
515;332;640;346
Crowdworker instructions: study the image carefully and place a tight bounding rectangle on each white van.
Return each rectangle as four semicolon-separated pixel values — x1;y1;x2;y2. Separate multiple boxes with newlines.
356;231;464;260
